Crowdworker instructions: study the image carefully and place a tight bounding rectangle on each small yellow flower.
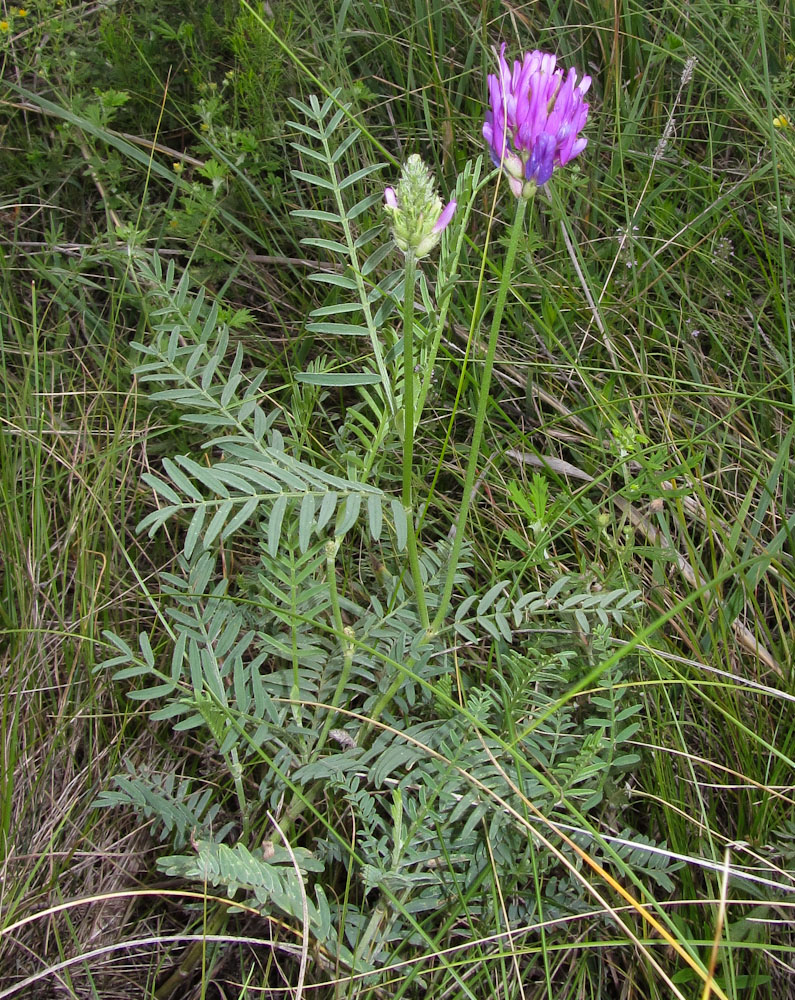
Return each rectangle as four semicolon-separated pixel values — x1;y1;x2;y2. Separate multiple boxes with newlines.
172;162;183;174
18;7;28;16
773;113;790;129
0;20;9;31
200;122;210;132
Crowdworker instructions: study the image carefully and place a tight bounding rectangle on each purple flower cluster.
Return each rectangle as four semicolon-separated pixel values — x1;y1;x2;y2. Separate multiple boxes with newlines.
483;43;590;197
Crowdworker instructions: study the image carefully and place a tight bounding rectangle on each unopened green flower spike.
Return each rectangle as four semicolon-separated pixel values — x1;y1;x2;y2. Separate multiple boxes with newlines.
384;154;456;259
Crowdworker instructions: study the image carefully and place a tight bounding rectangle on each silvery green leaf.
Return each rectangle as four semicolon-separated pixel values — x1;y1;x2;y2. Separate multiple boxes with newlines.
300;237;349;255
184;505;207;559
391;499;407;550
316;491;337;533
305;322;370;336
330;128;361;162
367;494;383;542
309;302;363;317
295;372;382;386
361;242;393;276
162;457;203;501
477;581;509;617
338;163;386;189
307;272;359;290
299;493;316;553
222;496;260;540
203;500;233;549
335;493;361;538
291;169;336;190
268;495;288;556
288;143;330;164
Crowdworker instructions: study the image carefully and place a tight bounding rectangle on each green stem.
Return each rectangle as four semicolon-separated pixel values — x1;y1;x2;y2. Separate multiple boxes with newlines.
228;747;249;837
313;541;354;758
314;632;354;759
401;249;430;631
325;539;345;640
283;543;353;823
362;665;405;743
428;195;528;639
362;251;435;742
413;161;495;432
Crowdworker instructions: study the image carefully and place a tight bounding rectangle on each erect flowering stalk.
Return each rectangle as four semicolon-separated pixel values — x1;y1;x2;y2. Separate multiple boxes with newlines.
483;43;590;199
429;49;591;636
384;154;456;258
427;195;528;639
382;155;455;629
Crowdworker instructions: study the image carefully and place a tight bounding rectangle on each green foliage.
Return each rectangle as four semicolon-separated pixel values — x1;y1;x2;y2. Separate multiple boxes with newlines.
286;90;394;398
3;0;794;996
129;250;397;557
228;4;287;140
160;839;330;928
95;221;677;987
96;764;227;848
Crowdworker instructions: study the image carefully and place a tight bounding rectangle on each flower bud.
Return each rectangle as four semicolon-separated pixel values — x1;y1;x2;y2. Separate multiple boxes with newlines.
383;154;456;259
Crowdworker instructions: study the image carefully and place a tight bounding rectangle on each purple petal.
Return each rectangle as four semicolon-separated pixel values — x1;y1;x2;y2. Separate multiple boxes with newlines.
384;187;398;209
433;199;457;233
526;132;556;186
568;135;588;161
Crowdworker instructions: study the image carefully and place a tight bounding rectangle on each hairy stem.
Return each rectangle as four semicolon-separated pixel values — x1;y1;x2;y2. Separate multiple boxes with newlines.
401;249;430;631
428;195;528;639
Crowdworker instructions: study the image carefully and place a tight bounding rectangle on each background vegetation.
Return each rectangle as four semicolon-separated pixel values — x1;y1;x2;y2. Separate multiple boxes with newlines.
1;0;793;997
